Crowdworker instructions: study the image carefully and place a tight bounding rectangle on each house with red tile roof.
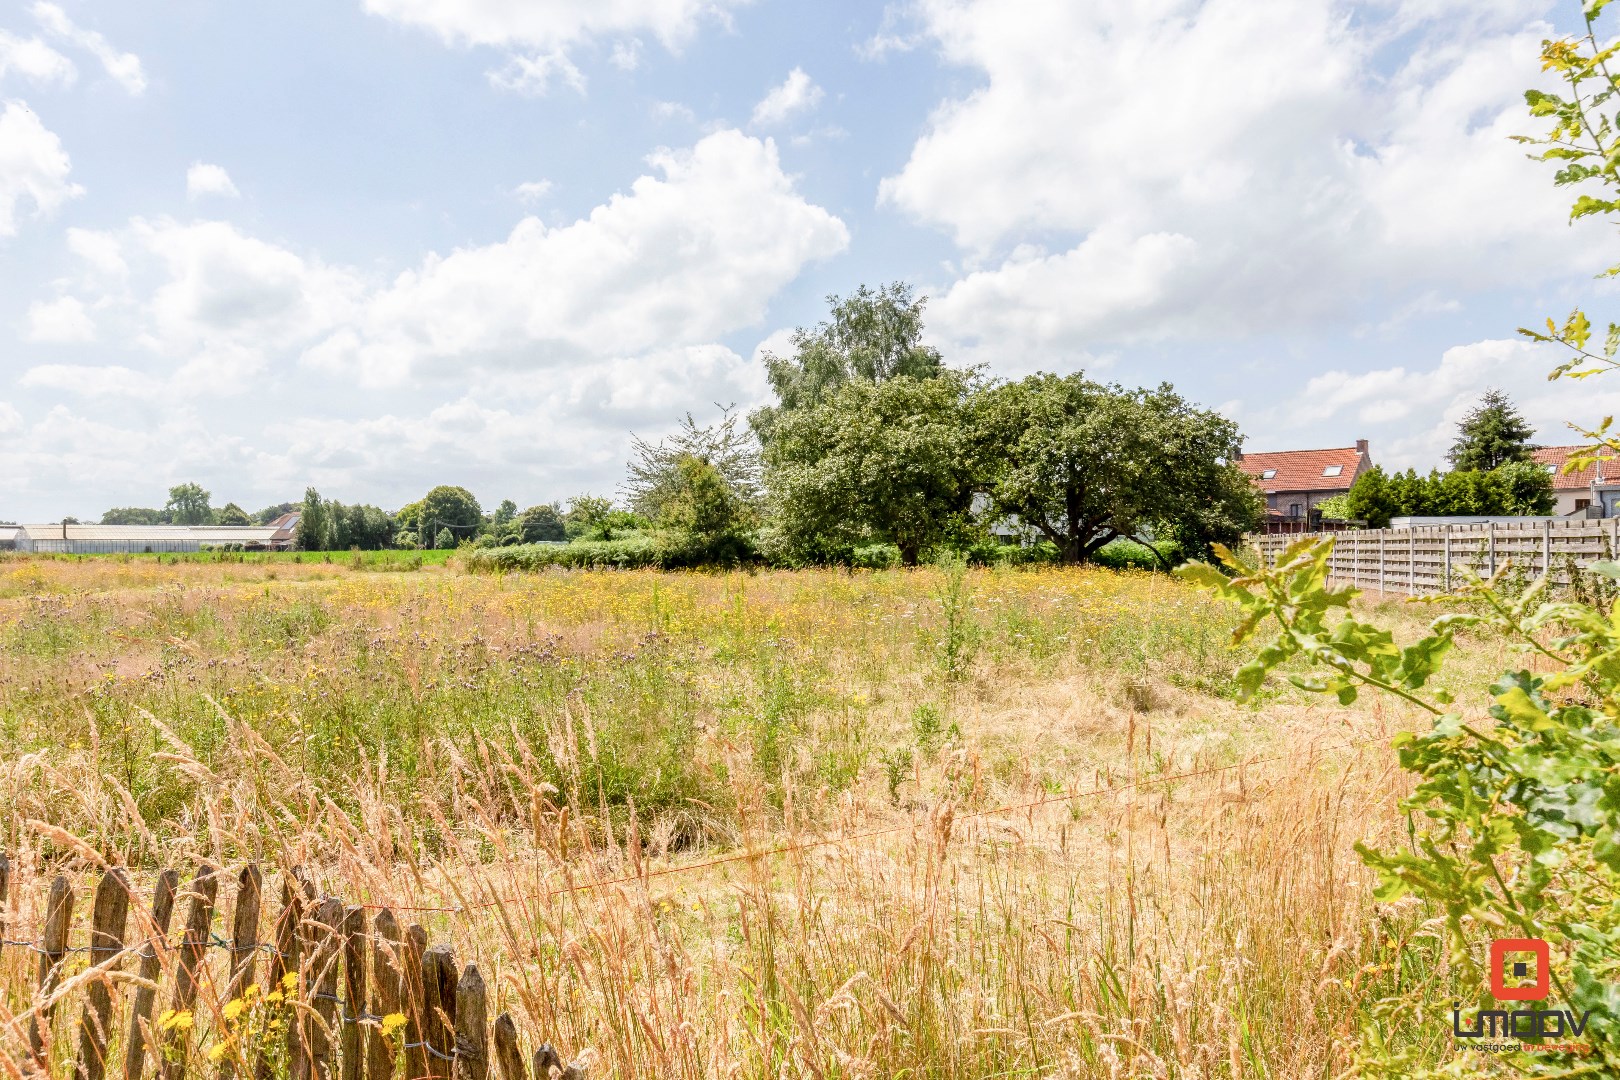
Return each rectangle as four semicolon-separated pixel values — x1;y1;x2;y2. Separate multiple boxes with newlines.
1236;440;1372;524
1532;445;1620;517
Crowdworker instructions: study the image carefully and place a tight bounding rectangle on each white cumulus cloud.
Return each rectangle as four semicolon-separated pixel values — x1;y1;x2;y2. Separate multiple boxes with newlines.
306;129;848;385
32;2;144;95
886;0;1603;365
0;100;82;236
511;179;552;203
362;0;748;95
0;29;75;85
42;129;844;418
751;67;822;127
21;363;162;399
361;0;747;49
67;226;128;279
186;162;240;200
26;295;95;342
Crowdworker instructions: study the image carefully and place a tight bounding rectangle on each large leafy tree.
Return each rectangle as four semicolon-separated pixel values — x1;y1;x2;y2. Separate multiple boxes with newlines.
165;482;213;525
1447;388;1536;471
101;507;167;525
516;504;567;543
418;485;482;546
763;372;979;565
976;374;1258;565
751;283;944;443
214;502;252;527
330;503;394;549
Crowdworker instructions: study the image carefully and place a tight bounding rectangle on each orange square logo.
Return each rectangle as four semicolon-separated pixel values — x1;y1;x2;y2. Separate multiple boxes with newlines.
1490;938;1550;1001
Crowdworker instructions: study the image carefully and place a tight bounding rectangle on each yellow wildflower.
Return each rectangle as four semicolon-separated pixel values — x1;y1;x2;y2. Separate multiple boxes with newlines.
208;1042;230;1064
160;1009;193;1032
281;970;299;990
380;1012;407;1036
222;998;246;1021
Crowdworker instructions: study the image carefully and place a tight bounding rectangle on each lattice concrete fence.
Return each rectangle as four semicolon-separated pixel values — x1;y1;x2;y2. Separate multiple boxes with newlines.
1250;518;1620;597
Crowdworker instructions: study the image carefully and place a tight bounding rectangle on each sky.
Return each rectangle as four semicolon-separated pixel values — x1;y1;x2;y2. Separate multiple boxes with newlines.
0;0;1617;521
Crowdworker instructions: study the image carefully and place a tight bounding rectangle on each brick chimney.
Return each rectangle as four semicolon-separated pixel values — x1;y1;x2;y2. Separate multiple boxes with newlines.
1355;439;1369;456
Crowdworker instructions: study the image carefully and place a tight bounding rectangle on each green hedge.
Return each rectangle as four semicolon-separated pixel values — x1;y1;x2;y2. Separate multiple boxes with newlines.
462;537;663;572
464;535;1180;574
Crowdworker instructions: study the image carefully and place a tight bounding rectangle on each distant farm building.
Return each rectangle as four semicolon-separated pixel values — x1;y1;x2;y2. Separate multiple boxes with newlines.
1235;440;1372;533
13;522;294;554
0;525;18;551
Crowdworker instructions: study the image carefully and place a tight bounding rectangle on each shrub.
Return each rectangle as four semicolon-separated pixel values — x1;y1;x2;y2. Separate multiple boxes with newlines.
1092;538;1179;571
463;537;664;572
851;543;901;570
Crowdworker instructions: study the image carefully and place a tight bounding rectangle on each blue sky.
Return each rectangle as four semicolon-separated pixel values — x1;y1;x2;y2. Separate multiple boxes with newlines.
0;0;1615;520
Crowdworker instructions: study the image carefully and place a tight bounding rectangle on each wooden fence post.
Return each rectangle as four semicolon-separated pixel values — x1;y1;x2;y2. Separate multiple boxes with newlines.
298;897;346;1080
0;850;10;961
227;866;264;1000
125;869;181;1080
29;875;75;1068
1488;521;1497;578
422;945;459;1077
160;864;220;1080
492;1014;525;1080
368;909;403;1080
340;907;367;1080
75;868;132;1080
403;925;430;1080
532;1045;562;1080
1544;519;1553;581
454;964;488;1080
268;880;307;1080
220;864;264;1080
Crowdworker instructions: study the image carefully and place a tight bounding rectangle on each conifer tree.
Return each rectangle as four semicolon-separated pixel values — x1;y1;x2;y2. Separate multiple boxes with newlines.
1447;388;1535;471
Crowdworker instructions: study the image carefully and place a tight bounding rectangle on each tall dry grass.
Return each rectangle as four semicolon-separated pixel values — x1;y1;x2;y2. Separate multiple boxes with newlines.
0;558;1495;1076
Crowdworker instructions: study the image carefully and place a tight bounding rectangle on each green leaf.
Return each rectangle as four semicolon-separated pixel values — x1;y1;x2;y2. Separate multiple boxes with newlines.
1495;684;1556;733
1571;196;1620;222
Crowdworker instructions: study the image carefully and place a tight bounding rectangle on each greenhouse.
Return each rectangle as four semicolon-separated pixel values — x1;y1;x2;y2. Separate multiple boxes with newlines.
13;523;289;554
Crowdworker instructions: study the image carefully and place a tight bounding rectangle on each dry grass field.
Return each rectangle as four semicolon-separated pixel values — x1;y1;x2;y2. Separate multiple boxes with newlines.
0;554;1505;1077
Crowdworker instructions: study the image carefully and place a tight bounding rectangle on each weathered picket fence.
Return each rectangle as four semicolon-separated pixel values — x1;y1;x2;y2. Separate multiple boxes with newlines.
1250;518;1620;597
0;852;585;1079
